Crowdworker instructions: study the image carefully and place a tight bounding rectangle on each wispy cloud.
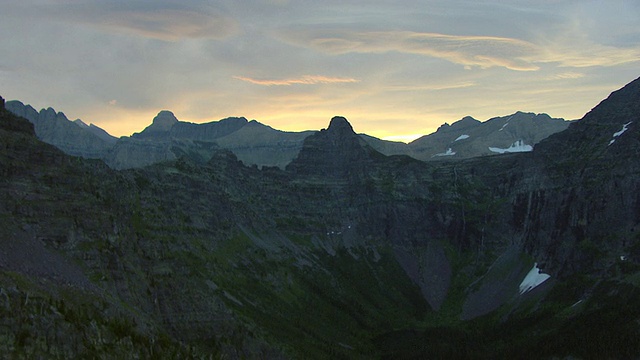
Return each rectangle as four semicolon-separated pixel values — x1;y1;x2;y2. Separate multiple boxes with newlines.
280;29;640;71
540;44;640;68
546;72;586;80
280;30;541;71
233;75;360;86
12;2;239;41
383;81;477;92
95;7;238;41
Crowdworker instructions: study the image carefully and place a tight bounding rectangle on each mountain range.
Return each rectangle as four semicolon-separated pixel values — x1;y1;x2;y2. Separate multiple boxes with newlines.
0;76;639;359
5;100;569;169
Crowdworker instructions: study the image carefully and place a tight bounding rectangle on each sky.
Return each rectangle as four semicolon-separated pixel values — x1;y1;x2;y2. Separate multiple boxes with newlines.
1;1;639;142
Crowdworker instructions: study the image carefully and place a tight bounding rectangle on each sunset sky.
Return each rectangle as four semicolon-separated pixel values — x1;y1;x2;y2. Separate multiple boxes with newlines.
1;1;639;142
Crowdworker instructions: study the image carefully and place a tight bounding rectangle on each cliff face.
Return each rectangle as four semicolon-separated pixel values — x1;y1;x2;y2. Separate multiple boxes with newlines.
0;77;639;359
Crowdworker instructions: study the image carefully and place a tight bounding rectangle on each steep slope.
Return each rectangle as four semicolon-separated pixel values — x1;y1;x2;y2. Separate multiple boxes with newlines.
5;100;116;158
1;77;639;359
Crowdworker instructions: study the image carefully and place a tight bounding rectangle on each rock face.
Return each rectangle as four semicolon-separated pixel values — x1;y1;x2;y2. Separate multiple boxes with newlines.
5;100;116;158
5;99;570;171
107;113;312;169
1;78;640;359
286;116;377;179
133;110;180;138
363;111;570;160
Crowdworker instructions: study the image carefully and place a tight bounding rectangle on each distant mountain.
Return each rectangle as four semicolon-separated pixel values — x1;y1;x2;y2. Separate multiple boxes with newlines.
74;119;118;144
1;77;640;358
105;111;313;169
5;100;116;159
363;112;570;160
5;100;570;170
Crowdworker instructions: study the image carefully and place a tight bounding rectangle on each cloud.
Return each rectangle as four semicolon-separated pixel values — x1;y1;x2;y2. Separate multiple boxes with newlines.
546;72;585;80
540;44;640;68
233;75;360;86
280;28;640;71
93;7;238;41
12;1;239;41
280;30;541;71
383;81;477;92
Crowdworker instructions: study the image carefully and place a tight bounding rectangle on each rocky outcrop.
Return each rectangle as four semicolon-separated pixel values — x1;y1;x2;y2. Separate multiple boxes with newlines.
286;116;378;179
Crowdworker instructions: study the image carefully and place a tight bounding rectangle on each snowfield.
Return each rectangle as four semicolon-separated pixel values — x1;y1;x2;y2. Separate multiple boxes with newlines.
433;148;456;157
608;121;632;146
519;263;551;294
488;140;533;154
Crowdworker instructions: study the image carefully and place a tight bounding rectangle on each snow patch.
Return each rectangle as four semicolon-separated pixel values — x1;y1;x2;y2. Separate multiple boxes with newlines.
455;134;470;141
519;263;550;294
498;115;513;132
433;148;456;157
608;122;632;146
489;140;533;154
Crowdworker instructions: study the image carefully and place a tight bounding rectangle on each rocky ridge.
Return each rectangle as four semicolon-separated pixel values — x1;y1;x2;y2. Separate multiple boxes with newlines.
0;77;639;358
6;101;569;170
5;100;116;159
363;111;570;160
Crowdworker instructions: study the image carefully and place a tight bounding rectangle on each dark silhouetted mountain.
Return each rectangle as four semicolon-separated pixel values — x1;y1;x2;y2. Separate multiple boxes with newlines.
286;116;378;179
5;100;570;171
1;77;638;358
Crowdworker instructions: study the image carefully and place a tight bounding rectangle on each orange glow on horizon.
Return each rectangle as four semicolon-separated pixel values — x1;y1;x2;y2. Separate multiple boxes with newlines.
87;106;449;143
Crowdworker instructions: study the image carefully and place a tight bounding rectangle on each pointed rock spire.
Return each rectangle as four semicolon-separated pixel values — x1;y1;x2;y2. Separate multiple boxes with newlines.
287;116;378;178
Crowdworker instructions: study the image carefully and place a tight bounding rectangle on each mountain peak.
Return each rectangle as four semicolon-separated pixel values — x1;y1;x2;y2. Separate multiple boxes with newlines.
327;116;354;134
286;116;376;177
451;116;481;128
151;110;178;131
133;110;179;138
